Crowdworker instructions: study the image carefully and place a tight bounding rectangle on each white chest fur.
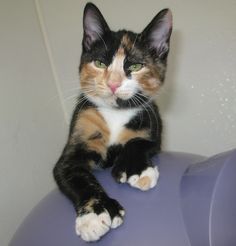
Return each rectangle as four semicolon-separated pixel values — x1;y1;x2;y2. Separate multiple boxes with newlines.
98;107;140;145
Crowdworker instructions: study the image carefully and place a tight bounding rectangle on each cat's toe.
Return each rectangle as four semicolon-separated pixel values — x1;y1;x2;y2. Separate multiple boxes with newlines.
111;215;124;228
119;172;127;183
76;198;125;241
111;165;127;183
128;166;159;191
75;211;111;242
104;198;125;229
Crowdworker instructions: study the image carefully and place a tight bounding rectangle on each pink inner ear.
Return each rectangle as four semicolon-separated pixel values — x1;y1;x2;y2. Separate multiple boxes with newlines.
83;10;105;50
150;10;172;51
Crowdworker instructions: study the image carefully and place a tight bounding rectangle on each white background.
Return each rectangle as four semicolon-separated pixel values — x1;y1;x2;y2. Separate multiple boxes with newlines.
1;0;236;245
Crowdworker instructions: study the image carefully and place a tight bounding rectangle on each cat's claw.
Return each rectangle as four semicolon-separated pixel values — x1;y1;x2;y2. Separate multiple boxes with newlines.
128;166;159;191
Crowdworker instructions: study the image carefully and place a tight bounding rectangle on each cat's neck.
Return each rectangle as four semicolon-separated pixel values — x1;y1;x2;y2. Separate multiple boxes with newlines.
84;93;143;111
97;106;141;146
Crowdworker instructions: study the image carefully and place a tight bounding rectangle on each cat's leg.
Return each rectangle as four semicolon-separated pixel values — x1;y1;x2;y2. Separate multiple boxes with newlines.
112;138;160;191
53;145;125;242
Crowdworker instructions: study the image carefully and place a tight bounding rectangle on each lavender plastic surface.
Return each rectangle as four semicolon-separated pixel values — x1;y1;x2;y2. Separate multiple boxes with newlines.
10;150;236;246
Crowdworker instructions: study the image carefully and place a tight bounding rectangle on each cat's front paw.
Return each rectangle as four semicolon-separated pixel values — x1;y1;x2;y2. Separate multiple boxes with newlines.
75;198;125;242
128;166;159;191
75;211;111;241
113;165;159;191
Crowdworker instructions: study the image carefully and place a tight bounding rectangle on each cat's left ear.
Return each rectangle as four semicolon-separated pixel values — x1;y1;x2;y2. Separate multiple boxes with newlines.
83;3;110;50
141;9;172;59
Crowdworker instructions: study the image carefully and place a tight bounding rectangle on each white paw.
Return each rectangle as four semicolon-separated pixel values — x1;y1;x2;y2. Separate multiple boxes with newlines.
128;166;159;191
75;211;111;242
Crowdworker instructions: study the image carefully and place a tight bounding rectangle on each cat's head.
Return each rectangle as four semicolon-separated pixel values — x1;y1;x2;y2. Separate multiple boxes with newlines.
79;2;172;108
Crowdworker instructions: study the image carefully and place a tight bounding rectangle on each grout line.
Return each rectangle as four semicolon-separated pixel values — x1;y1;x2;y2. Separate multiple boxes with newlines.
34;0;69;124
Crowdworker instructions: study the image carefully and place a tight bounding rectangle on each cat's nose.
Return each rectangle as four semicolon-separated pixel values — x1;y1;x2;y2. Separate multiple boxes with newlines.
108;82;121;94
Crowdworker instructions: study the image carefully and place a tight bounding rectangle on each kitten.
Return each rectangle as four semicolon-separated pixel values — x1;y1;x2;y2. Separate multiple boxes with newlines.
53;2;172;242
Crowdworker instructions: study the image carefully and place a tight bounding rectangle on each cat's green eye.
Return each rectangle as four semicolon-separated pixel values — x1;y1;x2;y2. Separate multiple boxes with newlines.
94;60;107;69
128;63;143;72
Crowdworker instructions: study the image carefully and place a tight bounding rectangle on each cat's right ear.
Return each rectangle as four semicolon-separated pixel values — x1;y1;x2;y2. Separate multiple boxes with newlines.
141;9;172;60
83;3;110;50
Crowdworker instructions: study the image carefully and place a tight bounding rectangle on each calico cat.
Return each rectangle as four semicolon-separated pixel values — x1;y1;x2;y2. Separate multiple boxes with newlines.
53;2;172;242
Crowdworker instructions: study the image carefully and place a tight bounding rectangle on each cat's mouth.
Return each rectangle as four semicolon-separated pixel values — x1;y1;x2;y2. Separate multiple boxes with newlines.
83;88;148;109
107;91;149;109
100;89;134;103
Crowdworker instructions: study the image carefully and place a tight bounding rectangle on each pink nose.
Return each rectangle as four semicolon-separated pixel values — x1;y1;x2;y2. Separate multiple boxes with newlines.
108;82;120;94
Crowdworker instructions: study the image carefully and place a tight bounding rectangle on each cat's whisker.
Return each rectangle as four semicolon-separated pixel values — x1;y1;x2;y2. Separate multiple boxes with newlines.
70;95;88;114
63;93;79;102
76;96;89;116
130;97;144;128
127;99;132;109
136;100;150;130
135;94;159;128
135;92;151;101
81;88;96;94
134;95;155;130
62;90;80;98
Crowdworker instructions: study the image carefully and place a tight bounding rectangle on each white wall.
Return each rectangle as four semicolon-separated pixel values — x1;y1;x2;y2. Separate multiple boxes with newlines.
0;1;67;245
39;0;236;156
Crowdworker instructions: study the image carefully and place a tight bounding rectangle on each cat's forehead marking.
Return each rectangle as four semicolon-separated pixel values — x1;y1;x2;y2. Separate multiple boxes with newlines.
108;48;125;73
116;47;125;57
121;34;133;50
106;47;125;83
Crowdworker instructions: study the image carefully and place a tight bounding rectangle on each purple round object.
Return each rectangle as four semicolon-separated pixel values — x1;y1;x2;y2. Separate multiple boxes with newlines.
10;151;236;246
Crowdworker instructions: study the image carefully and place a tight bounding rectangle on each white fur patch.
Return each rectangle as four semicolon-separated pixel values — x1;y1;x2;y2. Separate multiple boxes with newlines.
75;211;111;242
75;210;125;241
108;51;124;73
115;78;140;100
98;107;140;145
128;166;159;191
119;172;127;183
111;216;123;229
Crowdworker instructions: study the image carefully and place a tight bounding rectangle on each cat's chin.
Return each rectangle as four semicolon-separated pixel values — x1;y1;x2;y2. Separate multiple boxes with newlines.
84;91;150;109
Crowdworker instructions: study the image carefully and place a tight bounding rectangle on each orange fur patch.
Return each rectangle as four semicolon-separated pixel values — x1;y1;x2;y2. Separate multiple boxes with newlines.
73;108;109;158
80;63;109;97
137;176;152;190
134;66;161;96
